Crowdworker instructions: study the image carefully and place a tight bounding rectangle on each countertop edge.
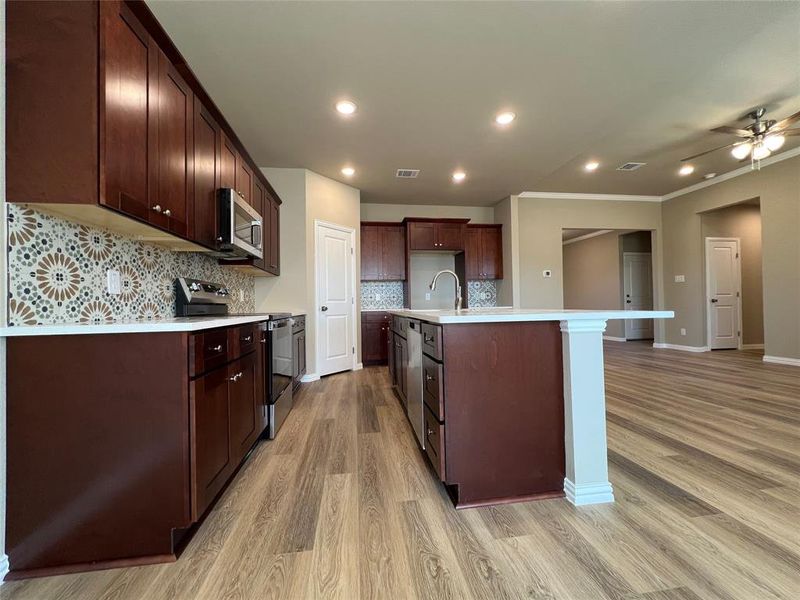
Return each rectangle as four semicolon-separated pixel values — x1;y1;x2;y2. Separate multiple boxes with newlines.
386;309;675;324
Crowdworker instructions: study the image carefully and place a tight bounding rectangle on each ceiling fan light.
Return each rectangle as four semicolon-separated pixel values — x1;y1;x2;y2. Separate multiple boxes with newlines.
752;143;771;161
731;142;752;160
764;134;785;152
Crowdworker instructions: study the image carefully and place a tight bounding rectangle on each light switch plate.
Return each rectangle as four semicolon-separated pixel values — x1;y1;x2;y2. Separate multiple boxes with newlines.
674;275;686;283
106;269;121;295
680;328;687;336
425;292;431;301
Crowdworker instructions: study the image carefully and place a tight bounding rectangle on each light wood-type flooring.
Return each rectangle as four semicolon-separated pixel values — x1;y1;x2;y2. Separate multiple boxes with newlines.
2;342;799;599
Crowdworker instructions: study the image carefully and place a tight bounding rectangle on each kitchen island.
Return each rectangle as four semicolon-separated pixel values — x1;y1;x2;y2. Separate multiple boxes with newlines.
387;308;673;508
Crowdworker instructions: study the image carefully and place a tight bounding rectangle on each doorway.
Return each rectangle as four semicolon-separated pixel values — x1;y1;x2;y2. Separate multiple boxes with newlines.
623;252;654;340
705;238;741;350
315;220;357;377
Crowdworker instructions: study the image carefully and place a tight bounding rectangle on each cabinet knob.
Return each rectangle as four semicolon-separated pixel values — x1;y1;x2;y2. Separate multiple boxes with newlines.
151;204;162;213
164;209;172;217
427;428;434;437
242;335;252;342
425;373;434;381
210;344;223;352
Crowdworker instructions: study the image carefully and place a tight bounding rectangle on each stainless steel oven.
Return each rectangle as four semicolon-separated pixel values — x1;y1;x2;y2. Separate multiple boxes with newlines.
218;188;263;259
261;315;293;439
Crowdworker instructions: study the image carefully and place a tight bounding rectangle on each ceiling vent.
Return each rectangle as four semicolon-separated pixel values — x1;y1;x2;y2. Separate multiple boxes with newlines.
616;162;647;171
396;169;420;178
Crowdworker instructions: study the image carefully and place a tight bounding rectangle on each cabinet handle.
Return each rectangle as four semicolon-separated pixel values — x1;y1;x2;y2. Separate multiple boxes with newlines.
164;208;172;217
242;335;252;343
424;334;434;343
427;428;434;437
425;373;434;382
210;344;223;352
229;371;243;382
260;338;267;344
151;204;162;213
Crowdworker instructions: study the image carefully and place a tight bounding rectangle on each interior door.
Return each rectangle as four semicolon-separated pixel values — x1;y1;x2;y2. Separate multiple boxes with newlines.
623;253;654;340
706;239;740;350
316;222;355;376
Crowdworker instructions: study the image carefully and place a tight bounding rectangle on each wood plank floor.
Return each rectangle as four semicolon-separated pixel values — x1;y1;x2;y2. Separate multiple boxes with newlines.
2;342;799;600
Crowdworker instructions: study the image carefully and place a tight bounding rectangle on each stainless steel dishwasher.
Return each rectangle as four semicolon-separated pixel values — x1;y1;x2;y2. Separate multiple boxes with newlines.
406;319;425;449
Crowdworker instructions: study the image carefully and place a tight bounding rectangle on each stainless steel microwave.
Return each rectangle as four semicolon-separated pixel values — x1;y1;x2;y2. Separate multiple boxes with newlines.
217;188;263;259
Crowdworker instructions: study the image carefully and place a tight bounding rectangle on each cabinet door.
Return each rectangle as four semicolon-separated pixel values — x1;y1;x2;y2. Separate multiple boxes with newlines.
228;353;258;463
361;321;381;363
378;323;390;363
464;227;482;280
220;132;237;190
236;158;253;206
360;225;381;280
268;197;280;274
154;50;192;237
481;226;503;279
191;366;231;519
101;1;157;221
388;331;396;384
408;222;436;250
436;223;465;250
252;179;267;270
192;102;221;249
381;226;406;280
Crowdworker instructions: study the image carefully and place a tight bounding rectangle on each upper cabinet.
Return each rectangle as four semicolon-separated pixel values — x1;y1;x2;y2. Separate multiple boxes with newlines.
406;219;468;251
464;224;503;280
7;0;280;274
361;223;406;281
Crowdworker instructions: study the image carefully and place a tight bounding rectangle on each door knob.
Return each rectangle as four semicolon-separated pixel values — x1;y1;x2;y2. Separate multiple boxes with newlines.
711;298;719;303
626;300;631;304
321;305;328;312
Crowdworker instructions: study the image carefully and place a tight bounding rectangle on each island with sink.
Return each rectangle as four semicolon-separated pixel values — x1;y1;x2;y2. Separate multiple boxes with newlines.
387;307;673;508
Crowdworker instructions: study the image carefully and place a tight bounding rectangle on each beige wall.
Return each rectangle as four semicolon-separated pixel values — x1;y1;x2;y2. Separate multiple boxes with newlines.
563;232;626;338
360;202;494;224
409;253;456;309
255;168;362;376
493;196;519;307
701;204;763;346
515;196;665;341
662;155;798;358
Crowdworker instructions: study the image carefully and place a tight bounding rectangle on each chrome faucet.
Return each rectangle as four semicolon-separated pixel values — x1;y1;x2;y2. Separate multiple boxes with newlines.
429;269;463;311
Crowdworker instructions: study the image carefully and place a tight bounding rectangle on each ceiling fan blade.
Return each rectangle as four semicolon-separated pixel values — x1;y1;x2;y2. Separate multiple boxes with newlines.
681;142;738;162
770;110;800;132
710;125;752;137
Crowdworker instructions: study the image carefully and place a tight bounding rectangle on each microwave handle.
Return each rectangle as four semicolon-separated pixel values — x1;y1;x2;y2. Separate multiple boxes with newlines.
251;221;263;249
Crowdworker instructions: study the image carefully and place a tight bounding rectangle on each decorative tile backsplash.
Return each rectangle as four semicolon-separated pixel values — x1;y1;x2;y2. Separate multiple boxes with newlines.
359;279;497;310
7;204;255;326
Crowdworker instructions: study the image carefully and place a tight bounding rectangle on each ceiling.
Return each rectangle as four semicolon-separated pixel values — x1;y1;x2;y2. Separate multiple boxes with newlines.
147;1;800;206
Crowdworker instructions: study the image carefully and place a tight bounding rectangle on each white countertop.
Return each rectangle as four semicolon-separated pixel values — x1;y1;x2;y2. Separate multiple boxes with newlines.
388;308;674;324
0;314;277;337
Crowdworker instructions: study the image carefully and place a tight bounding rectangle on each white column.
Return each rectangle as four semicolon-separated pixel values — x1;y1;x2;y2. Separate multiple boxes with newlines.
560;319;614;505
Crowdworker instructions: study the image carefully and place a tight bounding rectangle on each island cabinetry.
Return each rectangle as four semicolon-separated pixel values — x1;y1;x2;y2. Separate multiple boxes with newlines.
391;316;409;406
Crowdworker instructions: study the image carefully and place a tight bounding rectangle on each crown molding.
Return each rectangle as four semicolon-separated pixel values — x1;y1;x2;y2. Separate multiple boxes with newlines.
518;191;662;202
661;146;800;201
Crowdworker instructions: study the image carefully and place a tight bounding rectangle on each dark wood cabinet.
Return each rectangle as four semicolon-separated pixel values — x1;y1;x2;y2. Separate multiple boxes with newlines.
228;352;259;463
464;224;503;280
236;158;253;206
362;312;392;365
252;179;267;271
220;132;237;190
192;102;222;249
406;219;468;251
360;223;406;280
267;194;281;275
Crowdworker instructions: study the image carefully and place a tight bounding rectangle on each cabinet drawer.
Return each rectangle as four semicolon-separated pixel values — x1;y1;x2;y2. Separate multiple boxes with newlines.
424;405;446;481
421;323;443;361
230;323;258;359
422;354;444;420
362;311;391;324
392;316;408;338
191;329;229;377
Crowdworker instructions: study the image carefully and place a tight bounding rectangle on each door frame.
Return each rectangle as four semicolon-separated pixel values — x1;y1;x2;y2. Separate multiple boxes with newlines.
313;219;359;376
622;251;654;340
704;237;743;350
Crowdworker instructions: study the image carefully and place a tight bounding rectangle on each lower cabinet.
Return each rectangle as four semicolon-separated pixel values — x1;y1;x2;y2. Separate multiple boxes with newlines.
361;311;391;365
228;353;259;463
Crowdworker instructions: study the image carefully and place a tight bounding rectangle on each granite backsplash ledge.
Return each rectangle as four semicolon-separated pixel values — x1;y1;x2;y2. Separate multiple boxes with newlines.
7;204;255;326
360;279;497;310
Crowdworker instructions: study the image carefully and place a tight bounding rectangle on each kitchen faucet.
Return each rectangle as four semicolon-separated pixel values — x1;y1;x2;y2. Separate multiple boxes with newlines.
429;269;463;311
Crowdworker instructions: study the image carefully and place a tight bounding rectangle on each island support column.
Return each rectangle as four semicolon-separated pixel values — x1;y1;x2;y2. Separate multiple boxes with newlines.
559;319;614;505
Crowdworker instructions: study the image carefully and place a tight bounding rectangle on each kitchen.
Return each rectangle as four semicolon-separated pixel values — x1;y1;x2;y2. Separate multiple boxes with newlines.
2;1;799;599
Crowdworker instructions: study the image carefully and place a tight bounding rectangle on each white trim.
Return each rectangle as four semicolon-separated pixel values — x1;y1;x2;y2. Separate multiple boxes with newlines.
313;219;359;377
653;342;710;352
564;478;614;506
741;343;764;350
662;146;800;201
353;362;363;371
705;237;742;350
562;229;613;246
0;554;8;583
763;355;800;367
520;191;662;202
603;336;627;342
300;373;320;383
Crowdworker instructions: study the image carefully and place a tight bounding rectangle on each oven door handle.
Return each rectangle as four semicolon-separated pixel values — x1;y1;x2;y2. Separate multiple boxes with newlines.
268;319;292;331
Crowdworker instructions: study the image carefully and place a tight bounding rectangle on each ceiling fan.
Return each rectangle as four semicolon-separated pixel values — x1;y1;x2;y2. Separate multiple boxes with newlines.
682;107;800;166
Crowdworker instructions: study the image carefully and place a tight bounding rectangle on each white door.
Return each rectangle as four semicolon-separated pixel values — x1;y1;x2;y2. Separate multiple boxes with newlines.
623;252;654;340
316;221;356;376
706;238;740;350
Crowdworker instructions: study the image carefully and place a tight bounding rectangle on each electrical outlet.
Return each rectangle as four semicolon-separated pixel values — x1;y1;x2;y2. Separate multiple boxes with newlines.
674;275;686;283
238;289;244;302
680;328;687;336
106;269;121;295
425;292;431;301
542;269;552;278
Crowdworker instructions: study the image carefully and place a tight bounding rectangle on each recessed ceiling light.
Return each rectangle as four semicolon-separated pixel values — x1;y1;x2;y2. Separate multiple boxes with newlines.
584;161;600;172
452;171;466;182
335;100;357;115
679;164;695;176
495;112;516;125
341;166;355;177
704;173;717;180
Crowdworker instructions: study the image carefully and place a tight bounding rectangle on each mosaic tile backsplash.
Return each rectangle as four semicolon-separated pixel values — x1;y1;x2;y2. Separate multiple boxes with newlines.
360;280;497;310
7;204;256;326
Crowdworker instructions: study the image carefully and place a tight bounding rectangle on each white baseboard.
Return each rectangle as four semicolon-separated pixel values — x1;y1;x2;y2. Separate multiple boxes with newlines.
653;342;709;353
741;343;765;350
763;355;800;367
300;373;320;383
0;554;9;584
564;479;614;506
353;362;363;371
603;336;626;343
